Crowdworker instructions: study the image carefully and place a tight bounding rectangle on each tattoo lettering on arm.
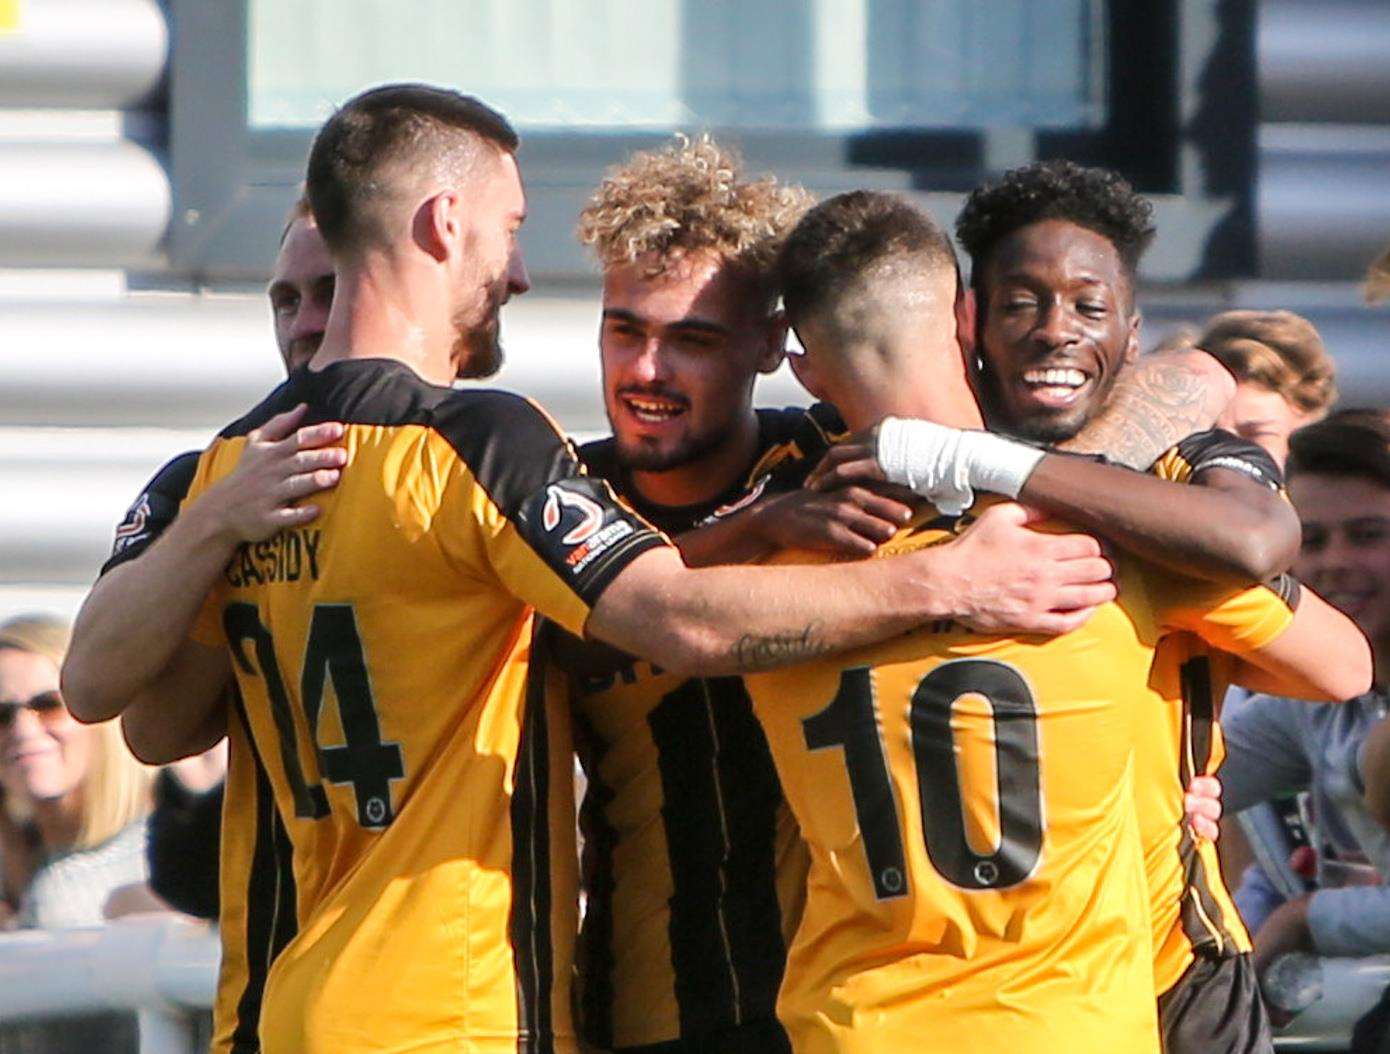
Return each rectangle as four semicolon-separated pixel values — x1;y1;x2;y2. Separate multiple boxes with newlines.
1063;354;1232;470
731;623;826;672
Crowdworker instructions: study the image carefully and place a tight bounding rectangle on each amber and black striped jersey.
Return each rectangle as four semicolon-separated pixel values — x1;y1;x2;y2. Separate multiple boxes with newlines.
1142;429;1293;995
107;453;271;1054
567;405;840;1051
743;498;1297;1054
180;359;667;1054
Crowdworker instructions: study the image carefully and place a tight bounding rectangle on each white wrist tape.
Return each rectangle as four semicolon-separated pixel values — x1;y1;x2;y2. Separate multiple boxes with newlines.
876;417;1045;515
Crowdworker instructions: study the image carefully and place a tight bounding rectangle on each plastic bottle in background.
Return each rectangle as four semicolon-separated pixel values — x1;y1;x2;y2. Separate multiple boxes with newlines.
1262;952;1325;1017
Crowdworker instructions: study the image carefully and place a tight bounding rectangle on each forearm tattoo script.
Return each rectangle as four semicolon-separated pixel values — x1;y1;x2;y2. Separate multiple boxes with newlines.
731;623;824;671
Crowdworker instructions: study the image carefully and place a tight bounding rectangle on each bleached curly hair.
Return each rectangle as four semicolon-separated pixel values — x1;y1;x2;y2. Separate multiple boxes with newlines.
577;134;813;312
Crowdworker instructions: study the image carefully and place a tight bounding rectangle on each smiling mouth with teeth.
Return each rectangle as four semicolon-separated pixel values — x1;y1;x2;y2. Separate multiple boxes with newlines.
621;393;688;423
1022;367;1089;390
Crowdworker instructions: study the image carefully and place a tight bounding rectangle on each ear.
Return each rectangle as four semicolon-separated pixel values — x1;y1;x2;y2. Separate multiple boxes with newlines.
412;191;457;263
1124;309;1142;364
787;332;831;403
954;287;978;363
756;311;790;375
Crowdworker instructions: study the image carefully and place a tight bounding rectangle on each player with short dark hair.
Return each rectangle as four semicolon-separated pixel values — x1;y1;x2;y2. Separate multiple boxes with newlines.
802;162;1329;1052
64;195;342;1053
955;161;1287;1054
73;86;1117;1053
749;189;1368;1052
269;197;336;372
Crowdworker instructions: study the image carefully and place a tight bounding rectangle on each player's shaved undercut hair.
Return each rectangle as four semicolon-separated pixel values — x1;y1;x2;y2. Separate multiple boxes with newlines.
306;83;518;257
955;160;1155;298
578;134;811;314
777;190;958;331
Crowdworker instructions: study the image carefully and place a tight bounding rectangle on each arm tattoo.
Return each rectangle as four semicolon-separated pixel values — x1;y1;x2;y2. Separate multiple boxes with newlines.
731;623;825;671
1063;359;1225;470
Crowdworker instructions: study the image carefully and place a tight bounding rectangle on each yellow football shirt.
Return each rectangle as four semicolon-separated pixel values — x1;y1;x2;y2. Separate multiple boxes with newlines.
183;359;667;1054
1142;430;1293;993
744;503;1294;1054
211;697;295;1054
569;406;838;1049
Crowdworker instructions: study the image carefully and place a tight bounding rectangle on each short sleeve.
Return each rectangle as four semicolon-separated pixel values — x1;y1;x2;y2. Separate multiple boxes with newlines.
435;392;669;638
101;451;201;574
1146;571;1298;657
1151;429;1284;491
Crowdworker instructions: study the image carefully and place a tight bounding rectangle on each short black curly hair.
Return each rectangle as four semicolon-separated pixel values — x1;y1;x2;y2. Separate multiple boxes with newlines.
955;160;1156;296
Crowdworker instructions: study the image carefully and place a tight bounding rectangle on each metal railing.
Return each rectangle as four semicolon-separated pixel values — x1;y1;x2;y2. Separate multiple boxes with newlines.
0;912;1379;1052
0;916;217;1054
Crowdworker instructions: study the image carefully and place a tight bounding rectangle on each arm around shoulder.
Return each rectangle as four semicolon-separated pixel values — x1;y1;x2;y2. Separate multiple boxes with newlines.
585;502;1117;676
1233;587;1372;702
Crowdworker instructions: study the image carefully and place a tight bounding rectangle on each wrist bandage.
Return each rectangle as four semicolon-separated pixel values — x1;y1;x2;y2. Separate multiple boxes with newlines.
876;418;1045;515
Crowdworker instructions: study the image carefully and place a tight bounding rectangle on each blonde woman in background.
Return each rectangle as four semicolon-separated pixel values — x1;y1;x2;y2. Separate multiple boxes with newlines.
1197;309;1338;469
0;615;154;930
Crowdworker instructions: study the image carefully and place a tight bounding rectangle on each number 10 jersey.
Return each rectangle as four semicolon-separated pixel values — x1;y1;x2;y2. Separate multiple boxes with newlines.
743;506;1295;1054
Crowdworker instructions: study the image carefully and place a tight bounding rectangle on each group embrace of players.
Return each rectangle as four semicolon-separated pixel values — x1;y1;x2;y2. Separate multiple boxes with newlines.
59;84;1373;1054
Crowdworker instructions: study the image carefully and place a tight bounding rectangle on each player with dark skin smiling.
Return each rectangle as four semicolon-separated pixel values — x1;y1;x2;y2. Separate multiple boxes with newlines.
812;164;1299;585
812;162;1322;1054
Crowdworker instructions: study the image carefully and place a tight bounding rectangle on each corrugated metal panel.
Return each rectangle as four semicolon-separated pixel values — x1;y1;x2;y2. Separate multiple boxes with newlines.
1257;125;1390;280
0;0;167;109
0;292;814;601
0;140;169;267
1255;0;1390;280
0;0;170;268
1259;1;1390;123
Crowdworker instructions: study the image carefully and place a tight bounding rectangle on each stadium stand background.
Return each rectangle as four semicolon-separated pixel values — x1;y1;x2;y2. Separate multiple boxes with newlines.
1;0;1388;621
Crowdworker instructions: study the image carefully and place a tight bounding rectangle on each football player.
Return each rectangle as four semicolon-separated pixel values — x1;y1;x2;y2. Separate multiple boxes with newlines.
745;189;1368;1052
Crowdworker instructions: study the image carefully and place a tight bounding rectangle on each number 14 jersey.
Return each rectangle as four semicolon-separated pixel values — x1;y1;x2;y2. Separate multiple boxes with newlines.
743;506;1295;1054
183;360;666;1053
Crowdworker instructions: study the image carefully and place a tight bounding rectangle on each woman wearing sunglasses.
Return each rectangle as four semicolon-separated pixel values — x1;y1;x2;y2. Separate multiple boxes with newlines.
0;615;155;930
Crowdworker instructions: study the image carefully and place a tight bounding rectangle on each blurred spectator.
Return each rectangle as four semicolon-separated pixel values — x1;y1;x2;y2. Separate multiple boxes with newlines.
0;615;155;928
1367;245;1390;305
147;746;225;920
0;615;155;1053
1220;412;1390;988
1199;309;1337;469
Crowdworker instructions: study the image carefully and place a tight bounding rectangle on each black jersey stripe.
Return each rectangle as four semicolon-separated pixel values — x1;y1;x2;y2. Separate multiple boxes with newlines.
217;360;580;522
510;633;556;1054
230;697;298;1054
649;680;740;1032
1176;656;1239;956
574;712;618;1050
708;679;790;1027
648;678;790;1038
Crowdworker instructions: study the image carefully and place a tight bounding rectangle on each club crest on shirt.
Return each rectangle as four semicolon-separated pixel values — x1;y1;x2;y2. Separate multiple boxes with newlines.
523;476;640;579
543;484;604;545
111;493;153;555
